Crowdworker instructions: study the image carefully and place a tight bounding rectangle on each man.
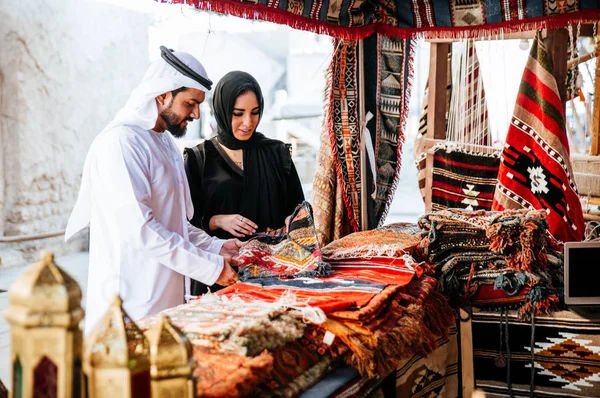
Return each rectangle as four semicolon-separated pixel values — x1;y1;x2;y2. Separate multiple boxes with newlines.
65;47;240;335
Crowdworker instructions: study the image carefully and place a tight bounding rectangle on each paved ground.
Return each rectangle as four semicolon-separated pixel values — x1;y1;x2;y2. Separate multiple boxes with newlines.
0;251;90;391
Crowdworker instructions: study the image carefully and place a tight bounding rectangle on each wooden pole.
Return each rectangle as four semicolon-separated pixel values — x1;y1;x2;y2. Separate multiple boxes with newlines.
547;28;569;112
592;36;600;156
424;42;450;212
459;309;475;398
358;39;369;230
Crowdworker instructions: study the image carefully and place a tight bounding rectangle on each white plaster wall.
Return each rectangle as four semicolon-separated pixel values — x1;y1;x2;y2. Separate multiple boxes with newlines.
0;0;152;266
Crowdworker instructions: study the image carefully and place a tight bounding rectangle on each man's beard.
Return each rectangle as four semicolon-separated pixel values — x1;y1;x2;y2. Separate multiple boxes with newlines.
160;105;192;138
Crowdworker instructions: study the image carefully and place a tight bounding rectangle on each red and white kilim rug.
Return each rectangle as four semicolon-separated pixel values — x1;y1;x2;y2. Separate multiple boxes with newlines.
492;31;584;242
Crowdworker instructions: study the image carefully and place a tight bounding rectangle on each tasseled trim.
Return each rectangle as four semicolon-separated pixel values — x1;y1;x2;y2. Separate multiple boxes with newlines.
517;285;559;320
486;212;551;272
157;1;600;41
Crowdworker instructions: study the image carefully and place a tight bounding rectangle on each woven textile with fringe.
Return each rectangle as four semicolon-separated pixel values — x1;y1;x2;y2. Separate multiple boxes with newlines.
327;39;361;232
418;208;563;319
237;201;332;281
322;275;454;378
258;325;344;396
370;35;415;226
157;1;600;40
493;31;585;243
312;104;350;247
321;228;421;260
135;293;306;357
220;257;422;314
430;145;500;211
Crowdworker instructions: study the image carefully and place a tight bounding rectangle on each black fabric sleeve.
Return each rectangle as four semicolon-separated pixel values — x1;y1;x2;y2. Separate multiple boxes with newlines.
183;147;206;230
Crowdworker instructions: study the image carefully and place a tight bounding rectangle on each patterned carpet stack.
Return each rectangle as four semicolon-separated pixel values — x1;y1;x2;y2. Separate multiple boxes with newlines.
417;208;564;319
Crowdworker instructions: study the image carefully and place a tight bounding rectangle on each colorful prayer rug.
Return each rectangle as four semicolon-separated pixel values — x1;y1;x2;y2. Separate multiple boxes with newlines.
157;1;600;40
472;309;600;398
492;31;585;243
431;145;500;211
237;201;332;280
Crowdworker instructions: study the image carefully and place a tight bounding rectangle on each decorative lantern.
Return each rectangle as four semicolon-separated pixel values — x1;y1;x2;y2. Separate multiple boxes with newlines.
84;295;150;398
144;315;196;398
3;251;85;398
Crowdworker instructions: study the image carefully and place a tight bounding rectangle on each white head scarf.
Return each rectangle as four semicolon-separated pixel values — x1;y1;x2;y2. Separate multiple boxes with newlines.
65;50;211;240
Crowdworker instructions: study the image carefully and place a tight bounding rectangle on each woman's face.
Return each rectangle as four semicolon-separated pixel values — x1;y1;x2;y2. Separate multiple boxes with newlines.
231;90;260;141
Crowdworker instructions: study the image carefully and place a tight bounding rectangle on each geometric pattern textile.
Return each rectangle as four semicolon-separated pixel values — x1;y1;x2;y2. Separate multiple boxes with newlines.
372;35;415;226
492;31;585;242
327;39;361;232
312;106;351;247
395;325;459;398
237;201;332;280
157;0;600;40
472;309;600;398
431;145;500;211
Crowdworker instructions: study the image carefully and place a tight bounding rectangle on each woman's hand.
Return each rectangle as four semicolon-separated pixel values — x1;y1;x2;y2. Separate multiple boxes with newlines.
210;214;258;238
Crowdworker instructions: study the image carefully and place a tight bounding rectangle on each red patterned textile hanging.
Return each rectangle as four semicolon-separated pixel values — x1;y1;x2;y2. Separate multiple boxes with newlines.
492;31;585;242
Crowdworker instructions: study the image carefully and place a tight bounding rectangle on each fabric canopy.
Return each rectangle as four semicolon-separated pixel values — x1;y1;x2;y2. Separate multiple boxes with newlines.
157;0;600;39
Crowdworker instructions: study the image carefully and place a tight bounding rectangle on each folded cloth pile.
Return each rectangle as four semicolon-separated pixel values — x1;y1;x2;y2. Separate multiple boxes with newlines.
221;258;422;314
136;293;306;357
417;208;564;319
220;215;454;385
321;275;454;378
237;201;332;281
136;293;320;397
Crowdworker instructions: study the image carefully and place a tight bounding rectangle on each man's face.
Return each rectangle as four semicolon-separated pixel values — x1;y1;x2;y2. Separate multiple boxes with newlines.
160;88;205;138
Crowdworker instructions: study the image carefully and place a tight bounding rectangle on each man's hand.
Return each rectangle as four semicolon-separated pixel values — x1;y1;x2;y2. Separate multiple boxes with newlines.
215;260;240;286
220;238;245;260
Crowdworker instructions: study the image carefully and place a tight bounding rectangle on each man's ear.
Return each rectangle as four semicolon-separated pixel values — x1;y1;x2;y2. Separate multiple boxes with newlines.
156;92;170;106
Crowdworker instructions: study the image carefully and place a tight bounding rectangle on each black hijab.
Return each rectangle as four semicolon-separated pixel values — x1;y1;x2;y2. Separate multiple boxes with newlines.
213;71;272;149
211;71;299;232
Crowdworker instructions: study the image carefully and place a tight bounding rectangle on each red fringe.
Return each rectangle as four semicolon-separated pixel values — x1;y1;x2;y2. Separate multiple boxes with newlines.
158;0;600;40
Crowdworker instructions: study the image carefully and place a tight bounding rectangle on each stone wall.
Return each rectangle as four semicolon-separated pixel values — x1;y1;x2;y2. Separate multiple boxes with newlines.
0;0;152;267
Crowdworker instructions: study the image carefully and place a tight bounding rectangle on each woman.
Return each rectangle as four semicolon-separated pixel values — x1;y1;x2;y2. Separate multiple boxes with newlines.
184;71;305;295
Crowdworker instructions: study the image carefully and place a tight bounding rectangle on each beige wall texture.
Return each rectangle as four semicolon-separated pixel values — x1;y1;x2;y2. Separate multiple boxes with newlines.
0;0;152;267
